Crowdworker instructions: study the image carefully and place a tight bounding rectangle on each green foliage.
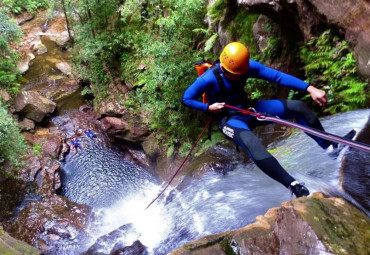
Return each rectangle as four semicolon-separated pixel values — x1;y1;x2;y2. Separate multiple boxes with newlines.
227;9;279;101
32;143;42;156
207;0;227;24
228;8;259;57
69;0;211;148
245;78;272;100
194;132;225;157
81;86;93;97
1;0;49;14
204;33;218;52
0;102;27;171
261;37;282;61
299;30;368;114
0;11;23;94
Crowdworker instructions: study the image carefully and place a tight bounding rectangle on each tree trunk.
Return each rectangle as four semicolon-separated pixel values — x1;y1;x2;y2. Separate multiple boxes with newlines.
61;0;74;45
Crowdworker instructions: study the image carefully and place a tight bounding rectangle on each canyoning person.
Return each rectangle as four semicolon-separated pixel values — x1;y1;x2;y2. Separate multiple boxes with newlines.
84;129;97;139
182;41;355;198
71;137;81;151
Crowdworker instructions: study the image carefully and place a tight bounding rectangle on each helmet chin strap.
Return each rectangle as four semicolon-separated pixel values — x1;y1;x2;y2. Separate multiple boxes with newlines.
220;64;243;81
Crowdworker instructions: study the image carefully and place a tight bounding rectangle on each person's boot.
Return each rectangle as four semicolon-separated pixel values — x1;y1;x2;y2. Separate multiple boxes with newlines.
326;129;356;158
289;181;310;198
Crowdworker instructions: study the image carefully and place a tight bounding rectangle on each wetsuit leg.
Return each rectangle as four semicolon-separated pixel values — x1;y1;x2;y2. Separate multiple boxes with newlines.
219;117;295;187
255;99;332;149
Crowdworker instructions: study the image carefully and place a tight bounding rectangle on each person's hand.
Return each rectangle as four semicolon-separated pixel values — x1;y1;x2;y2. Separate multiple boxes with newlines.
208;102;225;112
307;85;327;106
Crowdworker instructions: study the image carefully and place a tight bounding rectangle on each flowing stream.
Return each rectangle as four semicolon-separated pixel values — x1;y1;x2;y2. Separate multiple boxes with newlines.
57;109;369;255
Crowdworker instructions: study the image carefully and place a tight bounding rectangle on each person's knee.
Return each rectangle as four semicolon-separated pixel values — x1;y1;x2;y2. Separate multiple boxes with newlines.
286;100;317;124
239;131;271;161
286;100;309;113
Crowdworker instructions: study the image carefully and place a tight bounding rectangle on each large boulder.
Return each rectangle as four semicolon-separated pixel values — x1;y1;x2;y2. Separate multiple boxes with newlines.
170;193;369;255
101;114;150;143
56;61;72;77
14;91;56;122
4;161;91;255
55;31;72;49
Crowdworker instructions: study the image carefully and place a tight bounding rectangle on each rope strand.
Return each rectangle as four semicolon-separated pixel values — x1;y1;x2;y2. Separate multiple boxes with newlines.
146;119;213;209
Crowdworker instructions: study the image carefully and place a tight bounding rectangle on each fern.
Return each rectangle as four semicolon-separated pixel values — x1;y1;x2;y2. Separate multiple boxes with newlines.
207;0;227;24
299;30;368;114
204;33;218;52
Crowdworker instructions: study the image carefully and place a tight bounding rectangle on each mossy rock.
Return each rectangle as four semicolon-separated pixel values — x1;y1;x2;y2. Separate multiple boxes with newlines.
0;226;40;255
170;193;370;255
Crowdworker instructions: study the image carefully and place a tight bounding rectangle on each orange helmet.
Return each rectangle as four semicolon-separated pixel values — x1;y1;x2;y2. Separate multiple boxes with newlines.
220;42;250;75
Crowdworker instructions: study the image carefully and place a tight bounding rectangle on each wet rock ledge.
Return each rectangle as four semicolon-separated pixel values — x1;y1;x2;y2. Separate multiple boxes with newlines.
0;225;40;255
169;193;369;255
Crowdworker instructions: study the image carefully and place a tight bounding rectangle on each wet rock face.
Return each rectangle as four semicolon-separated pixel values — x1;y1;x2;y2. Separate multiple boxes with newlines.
83;223;142;255
341;117;370;212
238;0;370;79
101;113;150;143
110;240;147;255
5;194;91;255
23;128;65;159
4;157;91;255
170;194;370;255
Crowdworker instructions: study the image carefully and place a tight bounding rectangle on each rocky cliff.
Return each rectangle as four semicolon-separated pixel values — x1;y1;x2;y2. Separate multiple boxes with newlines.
236;0;370;79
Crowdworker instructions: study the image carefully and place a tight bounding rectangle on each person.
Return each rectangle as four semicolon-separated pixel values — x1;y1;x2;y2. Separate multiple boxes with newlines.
71;137;81;151
84;129;97;139
182;42;354;198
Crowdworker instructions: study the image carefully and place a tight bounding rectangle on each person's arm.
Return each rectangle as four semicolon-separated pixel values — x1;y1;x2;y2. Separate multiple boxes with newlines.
248;60;327;106
248;60;309;90
182;77;211;112
306;85;327;106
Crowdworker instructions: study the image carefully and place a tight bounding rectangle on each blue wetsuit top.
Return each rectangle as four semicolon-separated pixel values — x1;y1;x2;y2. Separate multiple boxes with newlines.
182;60;309;112
71;139;81;147
86;131;96;138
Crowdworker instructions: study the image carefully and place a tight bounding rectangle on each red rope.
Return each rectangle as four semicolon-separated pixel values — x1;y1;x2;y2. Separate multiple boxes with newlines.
146;118;213;209
224;104;267;119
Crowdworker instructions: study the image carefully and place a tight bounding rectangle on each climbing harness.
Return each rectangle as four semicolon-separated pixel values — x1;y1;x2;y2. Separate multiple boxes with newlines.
224;104;370;153
146;118;213;209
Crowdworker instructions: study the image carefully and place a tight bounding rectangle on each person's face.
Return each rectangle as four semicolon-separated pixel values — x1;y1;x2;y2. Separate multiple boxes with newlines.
220;65;244;81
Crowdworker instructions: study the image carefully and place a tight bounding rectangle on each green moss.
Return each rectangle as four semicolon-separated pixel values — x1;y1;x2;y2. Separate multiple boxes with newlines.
267;146;292;157
294;198;370;255
0;225;40;255
228;9;259;56
207;0;228;24
220;237;237;255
